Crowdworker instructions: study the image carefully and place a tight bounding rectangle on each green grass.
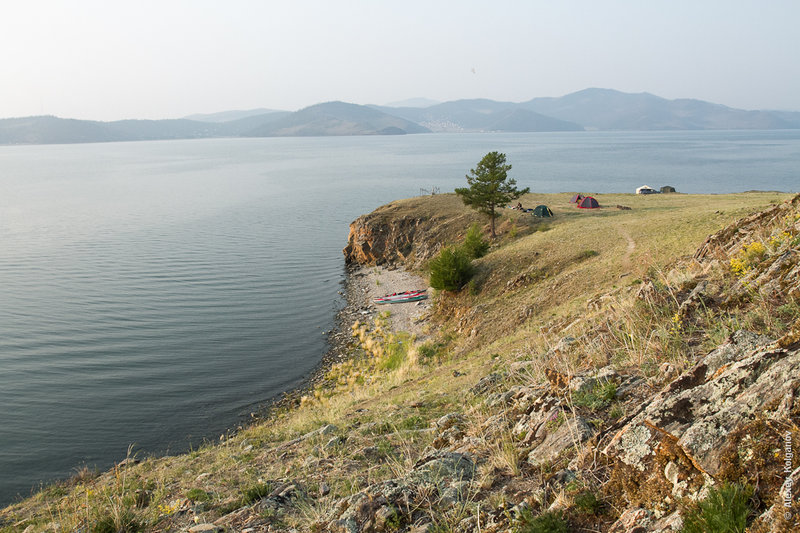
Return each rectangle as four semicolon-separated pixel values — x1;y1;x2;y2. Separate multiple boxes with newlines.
681;483;753;533
573;490;602;515
241;482;274;505
517;510;569;533
573;381;617;410
186;488;211;502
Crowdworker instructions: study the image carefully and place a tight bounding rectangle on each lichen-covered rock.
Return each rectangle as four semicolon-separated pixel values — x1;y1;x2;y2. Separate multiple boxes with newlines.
693;194;800;261
527;415;595;467
607;507;683;532
604;331;793;480
324;452;476;532
470;372;504;395
343;213;435;267
432;413;468;449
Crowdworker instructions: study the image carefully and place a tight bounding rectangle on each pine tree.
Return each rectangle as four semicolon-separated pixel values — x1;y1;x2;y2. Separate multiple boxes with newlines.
455;151;529;238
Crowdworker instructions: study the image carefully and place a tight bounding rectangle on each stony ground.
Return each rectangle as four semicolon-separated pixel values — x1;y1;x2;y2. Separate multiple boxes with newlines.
345;265;432;338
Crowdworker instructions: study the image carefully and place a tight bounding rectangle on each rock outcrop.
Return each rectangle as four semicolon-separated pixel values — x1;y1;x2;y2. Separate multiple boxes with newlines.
343;212;439;267
342;195;484;268
694;194;800;261
323;451;476;532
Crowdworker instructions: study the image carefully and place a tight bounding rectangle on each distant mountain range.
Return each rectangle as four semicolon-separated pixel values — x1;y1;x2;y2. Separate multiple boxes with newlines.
2;88;799;145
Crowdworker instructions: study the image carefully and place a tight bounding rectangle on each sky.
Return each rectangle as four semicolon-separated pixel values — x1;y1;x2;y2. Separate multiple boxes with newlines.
1;0;799;121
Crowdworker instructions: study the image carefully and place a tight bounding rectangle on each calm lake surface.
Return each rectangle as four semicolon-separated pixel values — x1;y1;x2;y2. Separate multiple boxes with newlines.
1;130;798;505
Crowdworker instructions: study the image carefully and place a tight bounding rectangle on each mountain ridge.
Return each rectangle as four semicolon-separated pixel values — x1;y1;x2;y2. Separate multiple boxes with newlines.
2;89;799;144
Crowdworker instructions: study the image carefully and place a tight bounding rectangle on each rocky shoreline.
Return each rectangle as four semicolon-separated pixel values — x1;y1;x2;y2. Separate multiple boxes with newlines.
257;264;430;418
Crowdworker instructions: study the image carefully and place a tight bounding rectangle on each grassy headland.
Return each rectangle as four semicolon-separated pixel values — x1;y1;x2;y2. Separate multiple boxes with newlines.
1;191;797;532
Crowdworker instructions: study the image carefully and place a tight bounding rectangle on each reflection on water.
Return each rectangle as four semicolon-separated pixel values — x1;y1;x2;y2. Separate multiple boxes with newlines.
1;131;797;505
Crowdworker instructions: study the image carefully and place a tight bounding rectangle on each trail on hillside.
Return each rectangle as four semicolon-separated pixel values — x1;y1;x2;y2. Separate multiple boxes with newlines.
619;227;636;272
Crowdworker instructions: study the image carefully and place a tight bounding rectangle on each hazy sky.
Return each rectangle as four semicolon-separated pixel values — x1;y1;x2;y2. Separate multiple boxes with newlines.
2;0;799;121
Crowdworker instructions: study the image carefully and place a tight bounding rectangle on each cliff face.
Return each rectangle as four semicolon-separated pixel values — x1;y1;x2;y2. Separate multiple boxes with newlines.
343;213;432;267
342;195;484;269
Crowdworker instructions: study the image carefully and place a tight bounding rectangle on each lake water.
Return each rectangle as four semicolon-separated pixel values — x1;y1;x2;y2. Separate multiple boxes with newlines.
1;130;798;505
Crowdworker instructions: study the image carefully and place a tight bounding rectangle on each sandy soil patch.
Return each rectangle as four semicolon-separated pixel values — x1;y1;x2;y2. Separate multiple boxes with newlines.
346;266;432;337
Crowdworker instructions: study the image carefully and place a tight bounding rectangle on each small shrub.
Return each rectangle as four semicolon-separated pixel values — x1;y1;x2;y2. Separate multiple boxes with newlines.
467;278;480;295
242;482;274;505
517;510;569;533
777;299;800;323
462;223;489;259
573;380;617;410
375;438;396;459
186;488;211;502
573;490;602;515
416;341;442;363
91;509;142;533
609;403;625;419
429;246;475;291
578;249;599;260
681;483;753;533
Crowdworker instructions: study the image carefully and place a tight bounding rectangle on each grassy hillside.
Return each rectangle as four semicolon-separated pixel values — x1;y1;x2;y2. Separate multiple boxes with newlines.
1;191;795;532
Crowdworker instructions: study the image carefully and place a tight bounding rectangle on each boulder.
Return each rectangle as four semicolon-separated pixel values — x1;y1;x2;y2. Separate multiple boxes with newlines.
527;416;595;467
603;330;797;485
325;452;476;532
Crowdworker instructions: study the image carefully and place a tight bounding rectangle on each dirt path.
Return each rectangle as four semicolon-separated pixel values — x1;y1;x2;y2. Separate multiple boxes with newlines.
619;227;636;271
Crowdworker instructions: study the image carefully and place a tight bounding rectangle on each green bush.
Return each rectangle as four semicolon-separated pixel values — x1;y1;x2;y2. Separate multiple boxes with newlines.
517;510;569;533
462;223;489;259
91;510;141;533
242;482;274;505
574;490;602;515
429;246;475;291
573;380;617;410
681;483;753;533
186;488;211;502
416;341;442;362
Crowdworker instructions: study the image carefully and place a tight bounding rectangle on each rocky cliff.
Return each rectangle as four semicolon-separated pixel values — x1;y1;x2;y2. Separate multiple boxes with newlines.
342;195;485;268
343;211;434;267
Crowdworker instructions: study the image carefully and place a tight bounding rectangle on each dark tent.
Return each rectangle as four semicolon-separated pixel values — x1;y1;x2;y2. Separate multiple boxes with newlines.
533;205;553;217
661;185;677;193
577;196;600;209
569;193;584;204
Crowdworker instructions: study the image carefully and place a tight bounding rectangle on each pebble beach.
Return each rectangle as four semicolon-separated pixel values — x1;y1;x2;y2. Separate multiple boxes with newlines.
266;264;431;413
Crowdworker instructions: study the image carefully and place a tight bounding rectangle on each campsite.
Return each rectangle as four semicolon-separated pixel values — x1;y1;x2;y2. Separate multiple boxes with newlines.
3;189;792;532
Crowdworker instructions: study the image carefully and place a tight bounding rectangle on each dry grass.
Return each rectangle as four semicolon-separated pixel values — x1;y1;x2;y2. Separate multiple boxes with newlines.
1;191;792;533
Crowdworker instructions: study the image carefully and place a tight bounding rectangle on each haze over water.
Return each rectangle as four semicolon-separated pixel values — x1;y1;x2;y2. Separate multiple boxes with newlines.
1;130;798;505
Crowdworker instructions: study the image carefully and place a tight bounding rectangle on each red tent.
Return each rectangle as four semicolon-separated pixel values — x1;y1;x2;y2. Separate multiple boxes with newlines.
577;196;600;209
569;193;584;204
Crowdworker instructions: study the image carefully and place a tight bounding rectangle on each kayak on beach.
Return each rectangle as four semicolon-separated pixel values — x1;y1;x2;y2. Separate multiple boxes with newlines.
373;290;428;304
